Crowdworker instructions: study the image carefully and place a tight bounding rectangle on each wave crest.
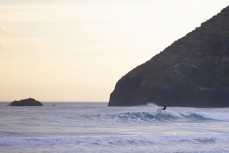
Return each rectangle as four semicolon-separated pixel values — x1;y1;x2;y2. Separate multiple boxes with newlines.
81;111;219;123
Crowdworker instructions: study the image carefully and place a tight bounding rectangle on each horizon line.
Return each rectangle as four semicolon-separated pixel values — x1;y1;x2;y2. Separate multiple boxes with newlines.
0;101;108;103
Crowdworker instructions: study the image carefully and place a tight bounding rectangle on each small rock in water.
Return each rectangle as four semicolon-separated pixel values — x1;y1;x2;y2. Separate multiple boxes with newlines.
8;98;43;106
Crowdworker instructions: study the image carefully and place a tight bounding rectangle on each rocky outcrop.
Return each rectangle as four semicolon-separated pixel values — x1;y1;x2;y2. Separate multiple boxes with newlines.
9;98;43;106
109;6;229;107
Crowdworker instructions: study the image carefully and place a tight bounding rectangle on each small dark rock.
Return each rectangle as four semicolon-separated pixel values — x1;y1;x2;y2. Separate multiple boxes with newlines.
9;98;43;106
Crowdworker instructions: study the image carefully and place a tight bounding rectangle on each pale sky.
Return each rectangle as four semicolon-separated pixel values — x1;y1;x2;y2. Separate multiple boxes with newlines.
0;0;228;102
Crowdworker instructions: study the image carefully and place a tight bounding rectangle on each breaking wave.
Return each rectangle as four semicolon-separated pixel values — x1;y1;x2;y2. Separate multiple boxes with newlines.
81;110;229;123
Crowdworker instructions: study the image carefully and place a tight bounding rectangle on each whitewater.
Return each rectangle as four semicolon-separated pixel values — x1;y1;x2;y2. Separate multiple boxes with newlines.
1;102;229;153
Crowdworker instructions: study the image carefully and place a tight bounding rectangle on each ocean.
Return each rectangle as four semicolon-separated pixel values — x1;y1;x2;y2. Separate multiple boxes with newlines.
0;102;229;153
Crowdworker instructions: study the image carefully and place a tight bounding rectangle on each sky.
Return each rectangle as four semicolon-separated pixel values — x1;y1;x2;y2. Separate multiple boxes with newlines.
0;0;228;102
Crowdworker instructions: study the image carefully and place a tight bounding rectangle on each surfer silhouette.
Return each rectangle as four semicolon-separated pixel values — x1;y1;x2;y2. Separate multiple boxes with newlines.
162;106;167;110
156;105;167;113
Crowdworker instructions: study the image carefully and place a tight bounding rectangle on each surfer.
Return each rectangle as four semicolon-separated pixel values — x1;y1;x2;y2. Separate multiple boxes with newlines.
156;105;167;112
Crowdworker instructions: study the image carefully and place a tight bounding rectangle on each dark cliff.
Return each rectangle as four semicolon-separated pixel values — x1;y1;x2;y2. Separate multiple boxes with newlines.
109;6;229;107
9;98;43;106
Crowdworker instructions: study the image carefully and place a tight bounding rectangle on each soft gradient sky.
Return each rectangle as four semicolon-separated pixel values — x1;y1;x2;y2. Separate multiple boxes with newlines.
0;0;228;102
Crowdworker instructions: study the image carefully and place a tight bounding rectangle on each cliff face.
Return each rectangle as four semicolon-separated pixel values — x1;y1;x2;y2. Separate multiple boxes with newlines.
109;6;229;107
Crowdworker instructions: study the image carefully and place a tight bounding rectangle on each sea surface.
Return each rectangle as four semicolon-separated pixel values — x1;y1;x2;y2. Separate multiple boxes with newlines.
1;102;229;153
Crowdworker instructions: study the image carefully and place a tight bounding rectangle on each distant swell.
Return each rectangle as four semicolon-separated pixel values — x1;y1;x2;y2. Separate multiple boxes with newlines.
1;134;229;147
